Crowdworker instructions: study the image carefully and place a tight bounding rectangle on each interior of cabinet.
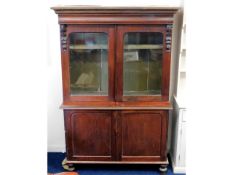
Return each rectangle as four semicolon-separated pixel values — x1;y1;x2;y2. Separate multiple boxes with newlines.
123;32;163;96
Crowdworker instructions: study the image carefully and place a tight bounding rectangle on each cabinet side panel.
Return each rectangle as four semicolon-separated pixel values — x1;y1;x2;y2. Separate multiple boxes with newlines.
64;110;73;160
160;111;169;160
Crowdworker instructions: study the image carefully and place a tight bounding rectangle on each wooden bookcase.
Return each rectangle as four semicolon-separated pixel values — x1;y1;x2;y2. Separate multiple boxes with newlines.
52;6;179;173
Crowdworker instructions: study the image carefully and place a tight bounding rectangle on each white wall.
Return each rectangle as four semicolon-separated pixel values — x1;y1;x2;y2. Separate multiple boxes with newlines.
47;0;183;152
47;7;65;152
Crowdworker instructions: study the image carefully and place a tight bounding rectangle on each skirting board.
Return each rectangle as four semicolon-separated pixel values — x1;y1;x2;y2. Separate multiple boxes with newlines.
170;155;186;174
48;145;65;152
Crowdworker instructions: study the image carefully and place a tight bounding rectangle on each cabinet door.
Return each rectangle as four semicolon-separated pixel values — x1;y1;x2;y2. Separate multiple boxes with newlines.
62;26;115;102
65;110;116;161
116;26;170;102
119;111;168;161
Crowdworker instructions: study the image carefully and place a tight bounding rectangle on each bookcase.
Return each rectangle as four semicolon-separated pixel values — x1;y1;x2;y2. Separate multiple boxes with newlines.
52;6;179;173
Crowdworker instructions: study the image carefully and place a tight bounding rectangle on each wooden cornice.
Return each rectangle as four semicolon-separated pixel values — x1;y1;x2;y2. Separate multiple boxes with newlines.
51;5;179;15
51;6;179;24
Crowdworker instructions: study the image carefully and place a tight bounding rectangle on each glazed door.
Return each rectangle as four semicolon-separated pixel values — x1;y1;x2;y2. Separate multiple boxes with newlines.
116;26;170;102
63;25;115;102
65;110;116;161
118;111;168;161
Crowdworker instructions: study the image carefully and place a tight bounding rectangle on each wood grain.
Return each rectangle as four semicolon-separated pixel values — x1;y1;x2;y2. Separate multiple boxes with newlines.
65;110;115;161
52;6;177;165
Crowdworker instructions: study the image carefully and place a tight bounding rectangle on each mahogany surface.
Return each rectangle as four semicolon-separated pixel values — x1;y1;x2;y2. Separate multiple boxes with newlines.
64;110;168;162
65;110;114;161
121;111;167;161
52;5;178;165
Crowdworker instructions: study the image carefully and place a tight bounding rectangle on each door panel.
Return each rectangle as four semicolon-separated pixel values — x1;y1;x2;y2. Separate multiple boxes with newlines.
65;110;116;161
116;26;169;102
69;32;109;96
120;111;168;161
62;25;115;102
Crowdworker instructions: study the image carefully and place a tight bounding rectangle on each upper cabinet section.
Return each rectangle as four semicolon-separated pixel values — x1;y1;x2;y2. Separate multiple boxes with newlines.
52;6;179;105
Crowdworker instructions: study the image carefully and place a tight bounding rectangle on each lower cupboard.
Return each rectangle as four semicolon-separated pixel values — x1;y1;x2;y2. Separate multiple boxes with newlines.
64;110;168;163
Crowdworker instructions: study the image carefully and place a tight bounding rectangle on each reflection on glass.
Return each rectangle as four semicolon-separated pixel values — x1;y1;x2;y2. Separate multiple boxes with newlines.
69;33;108;95
123;32;163;96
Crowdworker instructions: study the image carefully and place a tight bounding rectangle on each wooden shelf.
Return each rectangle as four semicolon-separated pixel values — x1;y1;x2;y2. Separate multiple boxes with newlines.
124;44;163;50
69;44;107;50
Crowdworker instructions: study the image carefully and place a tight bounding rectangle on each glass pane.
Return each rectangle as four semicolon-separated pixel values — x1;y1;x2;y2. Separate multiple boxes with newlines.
123;32;163;96
69;33;108;95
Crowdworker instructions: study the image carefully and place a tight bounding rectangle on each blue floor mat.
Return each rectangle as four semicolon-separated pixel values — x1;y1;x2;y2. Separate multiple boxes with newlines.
47;152;185;175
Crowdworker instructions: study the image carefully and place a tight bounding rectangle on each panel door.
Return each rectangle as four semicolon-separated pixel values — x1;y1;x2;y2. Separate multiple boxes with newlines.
116;25;170;102
119;111;168;161
64;110;116;161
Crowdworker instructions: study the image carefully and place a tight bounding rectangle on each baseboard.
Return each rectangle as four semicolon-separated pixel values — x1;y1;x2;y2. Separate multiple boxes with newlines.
168;153;186;174
172;166;186;174
47;145;65;152
171;157;186;174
